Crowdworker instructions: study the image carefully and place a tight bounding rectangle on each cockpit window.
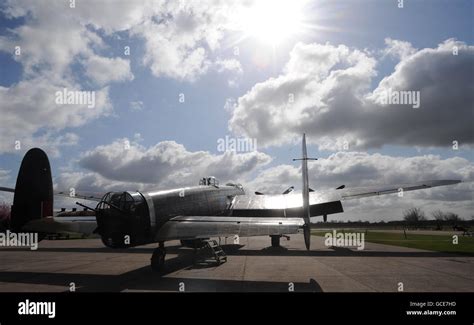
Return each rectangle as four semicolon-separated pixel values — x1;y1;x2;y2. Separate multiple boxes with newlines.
97;191;145;213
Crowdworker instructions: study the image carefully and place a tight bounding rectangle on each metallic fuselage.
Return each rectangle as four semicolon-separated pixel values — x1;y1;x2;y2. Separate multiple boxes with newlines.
95;184;245;247
145;185;245;229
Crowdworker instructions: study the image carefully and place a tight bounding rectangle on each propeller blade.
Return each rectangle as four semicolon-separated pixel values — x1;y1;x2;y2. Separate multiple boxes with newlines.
303;224;311;250
301;134;311;250
282;186;294;194
293;134;317;250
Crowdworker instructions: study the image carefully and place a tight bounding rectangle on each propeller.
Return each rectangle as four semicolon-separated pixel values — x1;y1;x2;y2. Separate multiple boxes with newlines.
293;134;317;250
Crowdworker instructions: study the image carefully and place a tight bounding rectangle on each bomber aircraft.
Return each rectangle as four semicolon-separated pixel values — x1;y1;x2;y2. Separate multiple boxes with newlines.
0;135;461;271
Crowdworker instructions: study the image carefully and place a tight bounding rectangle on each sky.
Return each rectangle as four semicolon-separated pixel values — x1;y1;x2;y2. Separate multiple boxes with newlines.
0;0;473;221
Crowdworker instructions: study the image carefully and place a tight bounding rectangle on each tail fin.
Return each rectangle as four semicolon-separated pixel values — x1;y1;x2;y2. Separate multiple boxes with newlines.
10;148;53;232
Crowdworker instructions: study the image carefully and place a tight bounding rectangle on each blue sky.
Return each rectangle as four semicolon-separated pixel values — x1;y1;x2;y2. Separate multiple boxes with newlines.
0;0;472;220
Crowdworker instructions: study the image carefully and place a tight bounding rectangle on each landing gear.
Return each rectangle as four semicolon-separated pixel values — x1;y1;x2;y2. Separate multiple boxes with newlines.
270;235;280;247
151;242;166;272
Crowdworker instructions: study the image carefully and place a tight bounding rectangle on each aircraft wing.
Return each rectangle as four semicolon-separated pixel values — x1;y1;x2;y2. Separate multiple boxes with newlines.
21;216;97;235
337;179;461;201
54;190;104;202
230;179;461;218
0;185;104;202
156;216;304;241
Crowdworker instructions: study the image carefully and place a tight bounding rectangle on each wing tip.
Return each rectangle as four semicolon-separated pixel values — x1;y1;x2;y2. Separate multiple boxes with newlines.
438;179;462;186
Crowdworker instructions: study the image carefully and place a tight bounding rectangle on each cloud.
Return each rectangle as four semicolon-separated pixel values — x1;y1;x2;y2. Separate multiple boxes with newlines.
229;40;474;150
382;38;416;60
56;138;272;191
0;1;252;153
215;58;243;74
215;58;243;87
0;1;125;154
0;169;10;183
130;101;144;112
0;76;111;154
0;170;13;204
130;2;241;81
85;55;134;86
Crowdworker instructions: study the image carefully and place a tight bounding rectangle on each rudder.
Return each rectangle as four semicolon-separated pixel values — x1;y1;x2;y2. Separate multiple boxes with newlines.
10;148;53;232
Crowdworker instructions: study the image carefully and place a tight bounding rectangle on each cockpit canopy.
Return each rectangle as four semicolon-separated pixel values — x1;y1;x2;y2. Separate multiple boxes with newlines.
199;176;219;187
97;191;146;213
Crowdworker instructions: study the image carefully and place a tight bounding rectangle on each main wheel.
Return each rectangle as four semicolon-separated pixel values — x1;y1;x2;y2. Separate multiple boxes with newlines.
151;247;166;272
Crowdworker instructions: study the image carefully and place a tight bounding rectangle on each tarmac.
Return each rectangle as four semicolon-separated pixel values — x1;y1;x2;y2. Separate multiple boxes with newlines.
0;235;473;292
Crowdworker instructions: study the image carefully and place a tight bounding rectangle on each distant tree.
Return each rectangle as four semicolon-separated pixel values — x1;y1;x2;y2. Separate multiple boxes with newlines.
0;202;11;231
403;208;426;228
444;212;462;225
432;210;445;230
432;210;445;220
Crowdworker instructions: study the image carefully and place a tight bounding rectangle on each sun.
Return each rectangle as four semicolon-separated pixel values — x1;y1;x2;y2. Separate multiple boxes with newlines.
236;0;307;46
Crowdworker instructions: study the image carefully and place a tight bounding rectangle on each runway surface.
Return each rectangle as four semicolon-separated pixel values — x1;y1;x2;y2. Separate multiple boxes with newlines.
0;235;473;292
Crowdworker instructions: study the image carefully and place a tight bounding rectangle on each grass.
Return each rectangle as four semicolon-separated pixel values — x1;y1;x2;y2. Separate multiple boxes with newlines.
312;230;474;255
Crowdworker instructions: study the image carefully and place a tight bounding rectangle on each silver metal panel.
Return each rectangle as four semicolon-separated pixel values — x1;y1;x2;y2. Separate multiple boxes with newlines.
231;191;340;210
155;216;304;241
142;192;156;227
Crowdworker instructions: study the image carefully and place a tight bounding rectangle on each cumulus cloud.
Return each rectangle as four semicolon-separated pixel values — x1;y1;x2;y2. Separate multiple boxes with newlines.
382;38;417;60
229;40;474;150
215;58;243;87
0;1;252;153
56;138;272;192
0;1;126;154
215;58;243;74
130;1;246;81
85;55;134;86
0;76;111;154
